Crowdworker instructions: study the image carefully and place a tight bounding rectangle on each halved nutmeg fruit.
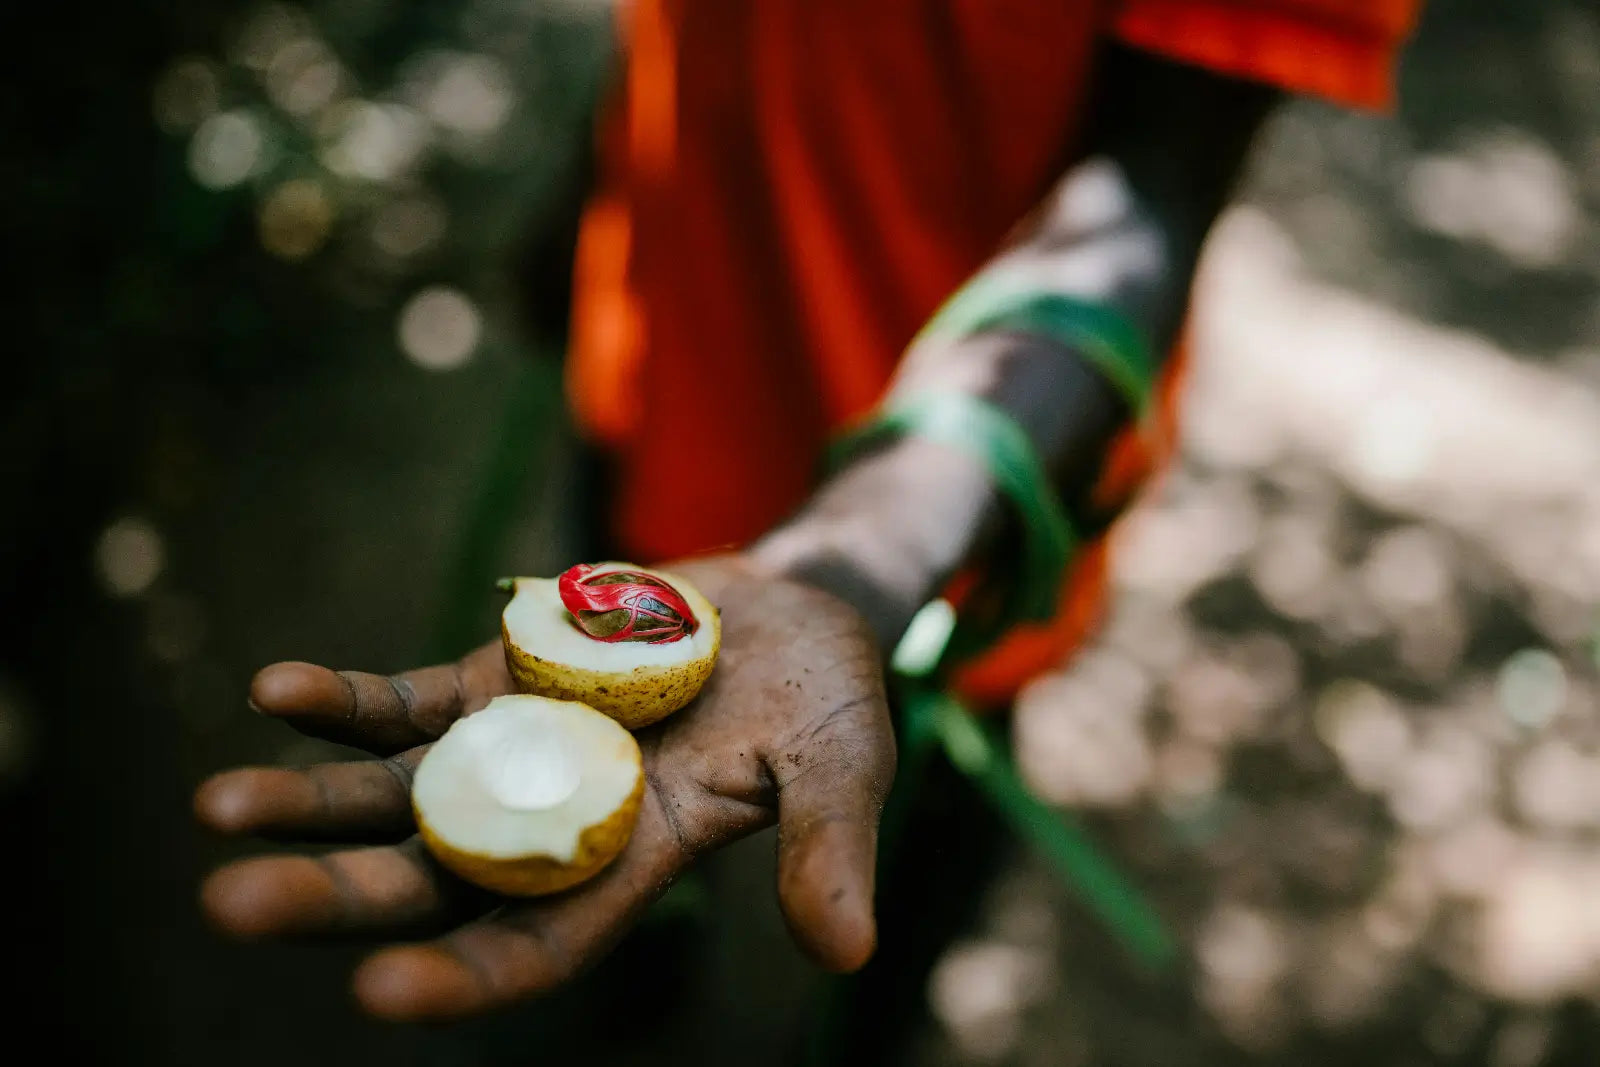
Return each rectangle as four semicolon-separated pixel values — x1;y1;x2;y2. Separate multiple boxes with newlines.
498;562;720;729
412;694;644;896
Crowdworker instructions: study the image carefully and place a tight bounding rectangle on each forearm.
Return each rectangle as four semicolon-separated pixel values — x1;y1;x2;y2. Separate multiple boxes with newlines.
750;339;1121;647
754;47;1279;649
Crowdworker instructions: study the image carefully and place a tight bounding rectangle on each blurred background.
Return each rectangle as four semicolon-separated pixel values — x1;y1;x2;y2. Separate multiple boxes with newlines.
7;0;1600;1063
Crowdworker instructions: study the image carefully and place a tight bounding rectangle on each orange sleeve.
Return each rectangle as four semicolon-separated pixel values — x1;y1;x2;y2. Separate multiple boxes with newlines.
1108;0;1424;110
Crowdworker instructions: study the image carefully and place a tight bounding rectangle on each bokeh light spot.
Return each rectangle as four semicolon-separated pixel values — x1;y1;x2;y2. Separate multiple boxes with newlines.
1014;673;1151;807
259;178;334;260
1249;515;1337;620
188;110;267;190
928;939;1053;1062
322;101;428;181
398;286;480;370
1511;740;1600;830
371;195;448;259
422;53;514;137
1496;648;1567;728
96;517;165;598
232;2;311;71
1361;525;1453;614
1196;905;1293;1050
1476;858;1598;1001
265;37;344;118
1403;131;1579;270
1315;680;1410;792
1387;723;1494;831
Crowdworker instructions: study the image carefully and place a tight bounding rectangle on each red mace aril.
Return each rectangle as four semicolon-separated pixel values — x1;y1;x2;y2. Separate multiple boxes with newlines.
557;563;698;644
498;562;721;729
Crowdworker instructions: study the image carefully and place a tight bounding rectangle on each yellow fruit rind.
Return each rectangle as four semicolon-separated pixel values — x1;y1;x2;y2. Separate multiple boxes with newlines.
415;769;644;896
502;607;721;730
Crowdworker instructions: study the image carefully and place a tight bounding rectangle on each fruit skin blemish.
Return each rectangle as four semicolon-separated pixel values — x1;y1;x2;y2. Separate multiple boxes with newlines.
498;562;721;729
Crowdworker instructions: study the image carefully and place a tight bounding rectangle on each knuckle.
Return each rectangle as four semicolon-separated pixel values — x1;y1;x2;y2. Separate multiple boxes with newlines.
385;675;420;725
332;670;363;724
378;754;416;794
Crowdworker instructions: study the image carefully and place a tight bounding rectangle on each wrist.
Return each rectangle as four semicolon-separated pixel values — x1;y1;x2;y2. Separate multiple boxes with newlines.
749;434;996;649
895;331;1127;495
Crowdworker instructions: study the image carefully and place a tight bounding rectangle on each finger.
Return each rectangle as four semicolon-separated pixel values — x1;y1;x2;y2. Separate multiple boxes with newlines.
772;700;897;973
200;839;487;941
351;777;689;1021
194;747;428;843
250;643;509;754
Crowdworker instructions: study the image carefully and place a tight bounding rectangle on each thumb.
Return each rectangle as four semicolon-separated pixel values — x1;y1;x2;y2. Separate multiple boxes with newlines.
773;719;896;972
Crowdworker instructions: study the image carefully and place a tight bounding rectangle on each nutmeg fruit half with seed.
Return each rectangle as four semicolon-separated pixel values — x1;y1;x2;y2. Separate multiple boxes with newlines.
499;562;720;729
412;694;644;895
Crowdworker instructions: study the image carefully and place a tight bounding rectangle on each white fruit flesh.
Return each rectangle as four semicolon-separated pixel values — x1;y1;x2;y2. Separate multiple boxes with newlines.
412;695;641;865
502;562;717;671
480;727;580;810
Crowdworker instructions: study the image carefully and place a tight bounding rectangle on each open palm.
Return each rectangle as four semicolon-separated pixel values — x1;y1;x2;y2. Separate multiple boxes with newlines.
196;555;896;1020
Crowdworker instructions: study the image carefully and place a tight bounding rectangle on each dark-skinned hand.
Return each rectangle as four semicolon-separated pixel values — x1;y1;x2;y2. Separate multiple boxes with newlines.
195;555;897;1021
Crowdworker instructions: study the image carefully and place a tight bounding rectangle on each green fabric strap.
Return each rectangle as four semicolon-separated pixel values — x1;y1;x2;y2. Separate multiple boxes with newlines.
829;392;1076;628
917;276;1157;423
